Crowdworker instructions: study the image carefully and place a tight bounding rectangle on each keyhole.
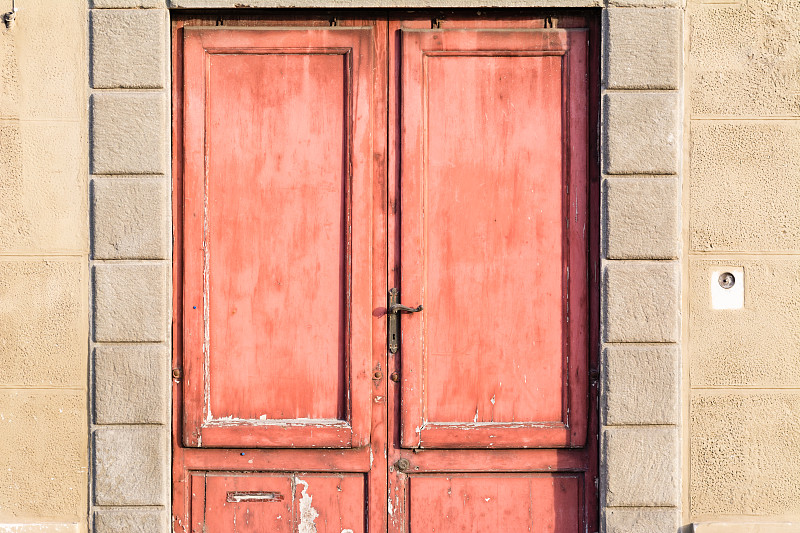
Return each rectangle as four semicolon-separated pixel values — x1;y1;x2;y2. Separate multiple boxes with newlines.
718;272;736;289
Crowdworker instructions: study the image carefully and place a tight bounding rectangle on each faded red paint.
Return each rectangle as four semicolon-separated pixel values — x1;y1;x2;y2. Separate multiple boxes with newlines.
409;475;582;532
181;26;376;449
173;13;598;533
198;473;365;533
398;28;589;450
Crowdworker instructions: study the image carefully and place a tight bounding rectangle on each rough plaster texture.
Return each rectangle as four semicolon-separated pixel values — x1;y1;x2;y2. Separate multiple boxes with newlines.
690;392;800;517
0;260;84;387
0;122;86;253
91;92;166;175
689;0;800;117
604;177;680;259
603;426;680;507
0;0;89;529
91;9;166;89
690;259;800;387
603;260;681;342
0;15;87;253
91;178;169;260
0;122;25;245
602;345;679;425
607;0;680;6
604;8;681;90
93;510;167;533
93;263;168;342
603;507;681;533
690;121;800;252
93;427;167;506
604;92;680;175
693;524;800;533
0;0;85;121
93;345;169;425
0;390;86;520
687;0;800;527
0;525;80;533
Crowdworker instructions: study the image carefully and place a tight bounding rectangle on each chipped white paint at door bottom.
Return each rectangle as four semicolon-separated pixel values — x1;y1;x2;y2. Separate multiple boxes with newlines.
295;478;319;533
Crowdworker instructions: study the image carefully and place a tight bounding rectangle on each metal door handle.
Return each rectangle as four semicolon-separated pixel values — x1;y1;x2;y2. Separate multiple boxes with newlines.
388;288;422;354
390;303;423;314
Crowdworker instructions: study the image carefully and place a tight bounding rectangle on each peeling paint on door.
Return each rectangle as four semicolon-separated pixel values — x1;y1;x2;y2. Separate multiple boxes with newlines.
295;478;319;533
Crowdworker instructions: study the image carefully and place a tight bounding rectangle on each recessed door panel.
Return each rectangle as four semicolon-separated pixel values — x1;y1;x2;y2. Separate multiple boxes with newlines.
182;27;375;448
206;52;347;423
399;29;589;449
197;472;365;533
408;474;582;533
425;53;564;425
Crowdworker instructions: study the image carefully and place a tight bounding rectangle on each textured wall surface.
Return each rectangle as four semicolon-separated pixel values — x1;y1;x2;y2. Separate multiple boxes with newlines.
687;0;800;525
0;0;88;531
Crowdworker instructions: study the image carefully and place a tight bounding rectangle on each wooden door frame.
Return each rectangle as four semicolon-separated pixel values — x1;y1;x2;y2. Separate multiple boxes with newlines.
170;12;599;533
170;10;599;533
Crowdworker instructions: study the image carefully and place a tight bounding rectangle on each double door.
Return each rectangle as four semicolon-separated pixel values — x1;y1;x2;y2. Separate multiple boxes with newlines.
173;12;597;533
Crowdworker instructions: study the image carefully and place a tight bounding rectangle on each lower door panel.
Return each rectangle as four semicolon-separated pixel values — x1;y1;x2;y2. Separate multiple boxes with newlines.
407;474;583;533
192;472;366;533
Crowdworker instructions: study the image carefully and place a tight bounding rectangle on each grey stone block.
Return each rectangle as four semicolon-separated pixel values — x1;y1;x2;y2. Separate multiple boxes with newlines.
94;509;167;533
93;263;168;342
603;507;680;533
604;177;679;259
92;177;169;260
91;9;166;89
605;8;681;90
603;260;680;343
602;426;680;507
604;92;680;175
94;345;169;424
93;427;166;506
91;92;166;175
602;344;680;426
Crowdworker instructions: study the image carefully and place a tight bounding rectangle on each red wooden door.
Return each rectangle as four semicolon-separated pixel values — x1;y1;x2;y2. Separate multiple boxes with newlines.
182;26;376;450
398;27;589;450
174;16;390;533
173;13;597;533
386;16;595;533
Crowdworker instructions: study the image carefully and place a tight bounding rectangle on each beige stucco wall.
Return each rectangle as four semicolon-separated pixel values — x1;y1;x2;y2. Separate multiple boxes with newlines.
0;1;88;532
686;0;800;527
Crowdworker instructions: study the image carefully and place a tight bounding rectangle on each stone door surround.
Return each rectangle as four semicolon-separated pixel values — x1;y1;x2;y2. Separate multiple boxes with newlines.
88;2;682;532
